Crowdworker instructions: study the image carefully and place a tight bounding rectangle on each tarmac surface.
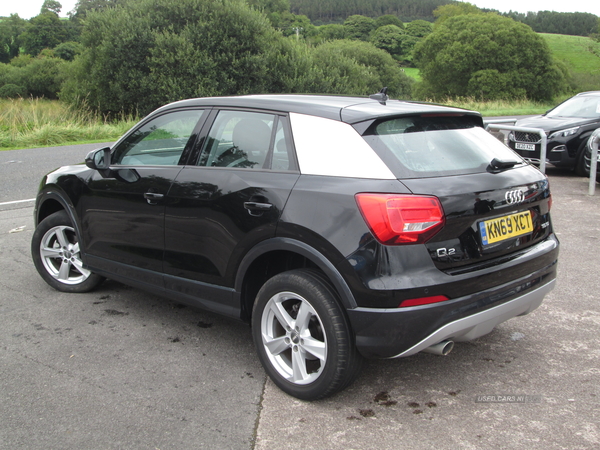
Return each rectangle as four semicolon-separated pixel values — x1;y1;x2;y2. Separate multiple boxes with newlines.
0;143;599;449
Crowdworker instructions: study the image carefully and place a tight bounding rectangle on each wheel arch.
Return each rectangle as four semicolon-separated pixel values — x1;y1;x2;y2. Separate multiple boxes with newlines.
35;190;85;256
235;237;357;322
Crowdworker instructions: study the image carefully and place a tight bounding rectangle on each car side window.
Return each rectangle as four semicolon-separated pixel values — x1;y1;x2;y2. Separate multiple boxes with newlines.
270;118;294;171
198;111;278;169
112;110;204;166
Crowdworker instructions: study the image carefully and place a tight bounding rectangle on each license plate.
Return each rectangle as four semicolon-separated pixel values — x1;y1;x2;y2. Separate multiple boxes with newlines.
515;143;535;151
479;211;533;245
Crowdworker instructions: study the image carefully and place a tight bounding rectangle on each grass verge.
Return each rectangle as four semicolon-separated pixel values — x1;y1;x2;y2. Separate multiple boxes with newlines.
441;97;560;116
0;96;571;151
0;98;138;150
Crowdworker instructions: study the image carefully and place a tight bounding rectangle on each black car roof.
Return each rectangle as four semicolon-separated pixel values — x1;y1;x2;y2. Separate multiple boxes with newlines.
154;94;480;124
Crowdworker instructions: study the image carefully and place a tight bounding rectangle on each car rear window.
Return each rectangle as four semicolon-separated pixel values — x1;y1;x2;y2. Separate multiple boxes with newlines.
361;115;524;178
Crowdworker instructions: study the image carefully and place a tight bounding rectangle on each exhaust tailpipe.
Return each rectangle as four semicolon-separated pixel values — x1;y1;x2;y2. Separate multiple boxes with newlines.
423;340;454;356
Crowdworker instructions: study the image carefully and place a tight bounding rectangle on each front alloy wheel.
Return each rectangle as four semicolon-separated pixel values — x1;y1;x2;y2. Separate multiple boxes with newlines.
32;211;104;293
252;269;362;400
40;223;90;285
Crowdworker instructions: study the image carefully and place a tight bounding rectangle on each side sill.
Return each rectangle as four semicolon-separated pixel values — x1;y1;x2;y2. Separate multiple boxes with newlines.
87;255;240;320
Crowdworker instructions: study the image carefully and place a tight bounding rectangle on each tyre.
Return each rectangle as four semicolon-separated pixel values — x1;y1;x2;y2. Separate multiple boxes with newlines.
252;269;363;400
574;140;589;176
583;144;600;180
32;210;104;293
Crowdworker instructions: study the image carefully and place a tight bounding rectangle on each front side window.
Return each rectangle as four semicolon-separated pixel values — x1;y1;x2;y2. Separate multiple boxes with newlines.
112;110;204;166
198;110;279;169
362;115;524;178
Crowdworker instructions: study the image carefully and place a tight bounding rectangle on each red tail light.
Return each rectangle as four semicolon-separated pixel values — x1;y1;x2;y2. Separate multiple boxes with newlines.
355;193;445;245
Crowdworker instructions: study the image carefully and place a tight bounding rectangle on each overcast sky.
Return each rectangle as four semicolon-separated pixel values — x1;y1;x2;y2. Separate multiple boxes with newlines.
1;0;78;18
1;0;599;20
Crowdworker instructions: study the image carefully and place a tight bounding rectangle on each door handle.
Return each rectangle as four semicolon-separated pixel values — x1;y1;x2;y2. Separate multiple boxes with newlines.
244;201;272;216
244;202;272;211
144;192;164;205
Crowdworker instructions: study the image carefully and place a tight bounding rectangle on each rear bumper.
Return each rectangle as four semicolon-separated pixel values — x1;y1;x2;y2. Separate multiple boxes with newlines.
347;263;557;358
392;278;554;357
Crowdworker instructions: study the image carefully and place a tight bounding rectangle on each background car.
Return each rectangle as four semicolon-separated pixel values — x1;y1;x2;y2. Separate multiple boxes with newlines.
32;94;559;400
507;91;600;175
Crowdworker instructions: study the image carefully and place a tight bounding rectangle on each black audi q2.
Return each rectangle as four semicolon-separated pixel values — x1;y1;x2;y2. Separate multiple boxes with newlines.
32;94;559;400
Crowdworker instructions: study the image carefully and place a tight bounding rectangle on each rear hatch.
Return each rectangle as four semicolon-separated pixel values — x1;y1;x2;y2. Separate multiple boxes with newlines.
358;114;553;272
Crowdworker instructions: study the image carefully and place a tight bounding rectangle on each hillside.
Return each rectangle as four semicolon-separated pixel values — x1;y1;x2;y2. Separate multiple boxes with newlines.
541;33;600;74
404;33;600;96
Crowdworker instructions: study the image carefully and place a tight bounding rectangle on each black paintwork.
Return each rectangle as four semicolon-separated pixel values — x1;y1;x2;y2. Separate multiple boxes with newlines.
34;94;559;358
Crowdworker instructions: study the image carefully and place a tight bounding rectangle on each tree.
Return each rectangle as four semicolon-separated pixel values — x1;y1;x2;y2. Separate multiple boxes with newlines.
53;41;82;60
0;83;26;98
20;12;68;56
405;20;433;38
60;0;418;114
19;56;64;98
375;15;404;29
433;2;482;25
0;63;21;93
62;0;292;114
289;0;451;23
505;10;599;37
592;17;600;42
413;14;567;101
312;40;413;98
41;0;62;15
370;25;404;57
343;15;376;41
275;13;315;39
247;0;290;13
0;54;64;98
0;14;28;63
396;34;419;63
315;24;346;41
70;0;123;22
247;0;292;28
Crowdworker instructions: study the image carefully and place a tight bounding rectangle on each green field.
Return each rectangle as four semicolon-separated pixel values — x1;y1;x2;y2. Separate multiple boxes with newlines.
403;67;421;81
541;33;600;74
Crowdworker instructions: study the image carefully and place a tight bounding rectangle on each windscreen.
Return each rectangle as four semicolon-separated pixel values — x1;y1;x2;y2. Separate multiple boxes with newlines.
361;115;524;178
546;95;600;119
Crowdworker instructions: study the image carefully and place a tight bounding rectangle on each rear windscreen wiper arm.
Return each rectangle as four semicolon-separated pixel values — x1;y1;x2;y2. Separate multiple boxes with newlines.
487;158;519;172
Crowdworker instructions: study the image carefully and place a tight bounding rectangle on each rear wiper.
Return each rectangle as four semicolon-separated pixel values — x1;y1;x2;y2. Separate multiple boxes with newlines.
487;158;519;172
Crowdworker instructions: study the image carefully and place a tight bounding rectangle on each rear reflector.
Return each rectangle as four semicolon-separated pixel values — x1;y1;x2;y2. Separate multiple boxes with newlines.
399;295;450;308
355;193;445;245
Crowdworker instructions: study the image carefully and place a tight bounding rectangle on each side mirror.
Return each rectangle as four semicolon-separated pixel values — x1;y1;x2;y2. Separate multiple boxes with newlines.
85;147;111;170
